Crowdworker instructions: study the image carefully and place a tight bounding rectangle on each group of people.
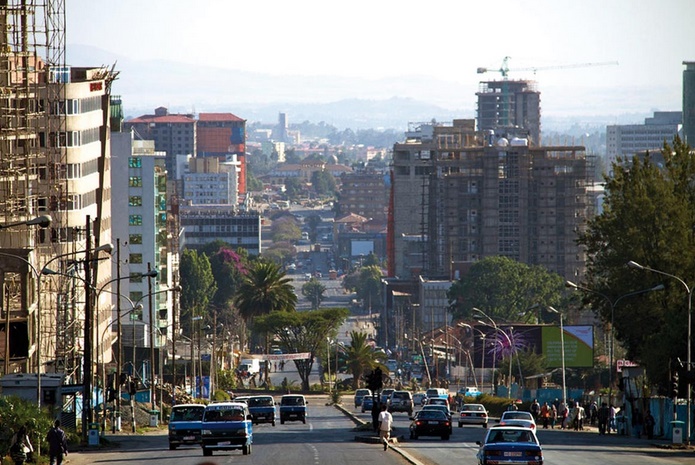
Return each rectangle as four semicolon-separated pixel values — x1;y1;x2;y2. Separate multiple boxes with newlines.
8;420;69;465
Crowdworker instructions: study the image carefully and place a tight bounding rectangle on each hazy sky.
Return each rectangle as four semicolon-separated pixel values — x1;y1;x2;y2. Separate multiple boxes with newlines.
66;0;695;118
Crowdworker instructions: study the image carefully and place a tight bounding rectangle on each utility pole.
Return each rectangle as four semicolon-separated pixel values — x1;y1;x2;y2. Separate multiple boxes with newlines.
114;239;122;432
147;263;156;416
82;215;93;442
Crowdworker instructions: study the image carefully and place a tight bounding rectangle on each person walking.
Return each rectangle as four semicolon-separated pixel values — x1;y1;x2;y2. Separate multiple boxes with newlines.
9;425;33;465
530;399;540;422
46;419;69;465
540;402;550;429
644;410;655;440
550;403;558;429
609;404;617;434
377;403;393;451
631;407;644;439
597;402;610;435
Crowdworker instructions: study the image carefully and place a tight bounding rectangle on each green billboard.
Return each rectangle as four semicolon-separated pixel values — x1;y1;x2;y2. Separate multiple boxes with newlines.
542;325;594;368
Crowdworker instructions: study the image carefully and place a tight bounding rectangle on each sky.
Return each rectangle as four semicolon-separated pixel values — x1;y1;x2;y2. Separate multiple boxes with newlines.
65;0;695;121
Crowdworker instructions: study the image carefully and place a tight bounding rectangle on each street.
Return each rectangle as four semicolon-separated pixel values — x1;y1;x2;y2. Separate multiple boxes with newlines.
64;397;694;465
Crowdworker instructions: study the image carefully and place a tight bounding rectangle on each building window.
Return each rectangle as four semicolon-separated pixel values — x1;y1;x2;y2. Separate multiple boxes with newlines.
129;234;142;245
129;176;142;187
129;157;142;168
129;215;142;225
129;196;142;206
129;253;143;264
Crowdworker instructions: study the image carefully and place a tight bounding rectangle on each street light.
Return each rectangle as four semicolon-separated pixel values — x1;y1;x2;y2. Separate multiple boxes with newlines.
565;280;664;410
626;260;691;443
0;214;52;230
473;308;514;399
458;323;487;390
546;307;566;407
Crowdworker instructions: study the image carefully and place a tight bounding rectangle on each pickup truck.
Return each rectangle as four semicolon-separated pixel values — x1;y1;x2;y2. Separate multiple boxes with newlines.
201;402;253;456
279;394;307;424
247;395;276;426
168;404;206;450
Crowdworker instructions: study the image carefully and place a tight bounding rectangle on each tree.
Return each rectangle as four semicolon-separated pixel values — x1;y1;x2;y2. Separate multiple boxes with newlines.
180;249;217;333
343;331;386;389
362;252;380;268
254;308;350;390
284;177;305;199
304;214;322;242
343;265;383;311
270;216;301;243
310;170;337;196
263;241;296;266
233;260;297;326
447;256;564;323
577;137;695;393
302;278;327;310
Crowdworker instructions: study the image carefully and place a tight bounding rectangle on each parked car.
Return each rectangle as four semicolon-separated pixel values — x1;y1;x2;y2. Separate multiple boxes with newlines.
499;410;537;429
201;402;253;456
354;388;372;408
380;388;395;404
458;386;483;398
412;391;427;406
279;394;307;424
168;404;206;450
387;390;414;415
458;403;488;428
247;395;276;426
476;426;543;465
409;409;451;440
361;394;375;413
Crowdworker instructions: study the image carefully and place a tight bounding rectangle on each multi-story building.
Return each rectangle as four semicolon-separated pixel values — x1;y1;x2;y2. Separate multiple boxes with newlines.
476;80;541;145
180;206;261;255
183;156;238;206
123;107;196;181
390;119;591;281
606;111;682;166
683;61;695;145
111;131;177;373
337;171;389;222
197;112;247;195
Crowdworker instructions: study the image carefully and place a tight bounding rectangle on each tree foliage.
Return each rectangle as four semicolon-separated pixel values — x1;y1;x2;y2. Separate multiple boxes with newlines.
310;170;337;196
233;260;297;325
577;137;695;393
343;265;383;310
342;331;385;389
180;249;217;333
254;308;349;390
270;216;301;243
302;277;327;310
448;256;564;323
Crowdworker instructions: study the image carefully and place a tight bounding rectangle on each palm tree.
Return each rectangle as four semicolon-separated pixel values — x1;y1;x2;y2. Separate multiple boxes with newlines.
234;260;298;325
344;331;385;390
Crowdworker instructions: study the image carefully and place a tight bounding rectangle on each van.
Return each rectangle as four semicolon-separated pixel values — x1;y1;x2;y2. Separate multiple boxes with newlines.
168;403;206;450
201;402;253;456
425;387;449;401
239;358;261;375
279;394;308;424
247;395;276;426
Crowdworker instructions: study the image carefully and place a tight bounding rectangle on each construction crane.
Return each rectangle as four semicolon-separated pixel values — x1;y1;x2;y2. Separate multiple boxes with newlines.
477;56;619;80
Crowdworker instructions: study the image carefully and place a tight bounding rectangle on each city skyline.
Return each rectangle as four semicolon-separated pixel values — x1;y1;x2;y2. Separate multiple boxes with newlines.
67;0;694;125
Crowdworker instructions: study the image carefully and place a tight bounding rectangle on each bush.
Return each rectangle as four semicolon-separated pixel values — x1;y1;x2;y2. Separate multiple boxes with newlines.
0;396;53;460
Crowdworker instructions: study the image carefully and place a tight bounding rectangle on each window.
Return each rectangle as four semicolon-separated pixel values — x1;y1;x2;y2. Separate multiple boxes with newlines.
129;177;142;187
129;215;142;226
129;196;142;206
129;234;142;245
129;157;142;168
129;253;143;264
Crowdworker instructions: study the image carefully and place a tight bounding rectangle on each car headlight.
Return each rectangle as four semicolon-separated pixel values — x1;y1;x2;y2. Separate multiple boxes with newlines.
202;429;212;435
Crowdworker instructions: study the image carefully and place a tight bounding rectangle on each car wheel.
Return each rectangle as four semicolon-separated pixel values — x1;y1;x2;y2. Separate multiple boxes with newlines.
243;443;250;455
482;423;488;428
281;418;285;424
169;443;177;450
411;432;418;439
458;422;463;428
302;416;306;424
202;448;212;457
272;420;276;426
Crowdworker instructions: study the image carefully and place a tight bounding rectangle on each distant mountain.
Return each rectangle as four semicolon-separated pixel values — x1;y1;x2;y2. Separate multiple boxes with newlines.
68;44;662;132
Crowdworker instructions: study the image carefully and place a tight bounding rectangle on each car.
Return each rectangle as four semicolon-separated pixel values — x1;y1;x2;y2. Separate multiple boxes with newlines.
233;396;250;404
361;394;375;413
499;410;537;429
458;386;483;398
247;395;276;426
458;403;489;428
168;404;206;450
476;426;543;465
354;388;372;408
387;390;414;415
412;392;427;406
380;388;395;404
425;387;449;400
409;409;451;440
201;402;253;456
426;397;450;408
279;394;307;424
420;405;453;433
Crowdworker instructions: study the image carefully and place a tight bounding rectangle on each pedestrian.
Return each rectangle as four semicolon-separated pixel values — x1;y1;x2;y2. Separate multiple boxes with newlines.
46;419;69;465
631;407;644;439
550;403;558;429
530;399;540;421
558;401;568;429
597;402;610;435
507;402;519;411
378;403;393;451
573;403;585;431
589;401;598;426
609;404;617;434
9;425;33;465
540;402;550;429
644;410;655;440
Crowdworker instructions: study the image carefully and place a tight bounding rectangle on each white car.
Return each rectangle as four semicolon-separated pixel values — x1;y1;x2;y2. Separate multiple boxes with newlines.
498;410;536;429
458;403;488;428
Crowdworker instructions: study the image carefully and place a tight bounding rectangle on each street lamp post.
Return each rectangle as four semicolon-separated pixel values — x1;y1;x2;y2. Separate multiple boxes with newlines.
473;308;514;399
546;307;567;406
625;261;691;444
566;280;664;409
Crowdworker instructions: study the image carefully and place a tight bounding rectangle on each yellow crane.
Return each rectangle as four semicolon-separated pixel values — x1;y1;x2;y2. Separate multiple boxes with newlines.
477;56;619;80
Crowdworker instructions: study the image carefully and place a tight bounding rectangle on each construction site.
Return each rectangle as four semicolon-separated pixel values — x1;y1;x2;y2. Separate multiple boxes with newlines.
0;0;117;436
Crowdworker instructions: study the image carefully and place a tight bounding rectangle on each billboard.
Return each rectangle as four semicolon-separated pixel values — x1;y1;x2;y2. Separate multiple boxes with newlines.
541;325;594;368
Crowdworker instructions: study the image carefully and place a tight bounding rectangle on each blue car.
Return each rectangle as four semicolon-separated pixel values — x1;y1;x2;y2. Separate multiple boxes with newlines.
279;394;307;424
201;402;253;456
168;404;206;450
361;394;375;413
247;395;276;426
476;426;543;465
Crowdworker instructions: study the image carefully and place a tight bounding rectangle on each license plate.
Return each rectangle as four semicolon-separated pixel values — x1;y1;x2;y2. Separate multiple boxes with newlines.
218;441;231;445
504;451;522;457
183;436;195;441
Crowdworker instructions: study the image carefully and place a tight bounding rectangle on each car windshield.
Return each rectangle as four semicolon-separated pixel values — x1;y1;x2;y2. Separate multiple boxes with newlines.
416;410;447;420
281;396;305;405
248;397;274;407
392;392;409;399
487;429;535;444
170;407;204;422
204;407;246;422
503;412;533;420
462;405;485;412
